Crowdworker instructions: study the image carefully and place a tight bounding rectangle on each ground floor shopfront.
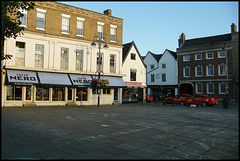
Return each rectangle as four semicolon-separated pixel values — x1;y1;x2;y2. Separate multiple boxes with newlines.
122;82;146;103
1;69;126;107
147;85;178;98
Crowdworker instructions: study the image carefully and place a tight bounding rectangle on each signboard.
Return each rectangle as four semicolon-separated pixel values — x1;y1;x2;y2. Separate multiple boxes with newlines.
7;70;39;84
69;74;92;86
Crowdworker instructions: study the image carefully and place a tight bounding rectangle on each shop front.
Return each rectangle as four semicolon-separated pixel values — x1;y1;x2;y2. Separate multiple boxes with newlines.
122;82;146;103
2;69;127;107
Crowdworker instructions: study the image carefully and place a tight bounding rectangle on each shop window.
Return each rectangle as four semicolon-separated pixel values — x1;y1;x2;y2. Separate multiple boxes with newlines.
76;88;88;101
7;85;22;101
26;85;32;100
36;86;49;101
52;87;65;101
103;88;110;94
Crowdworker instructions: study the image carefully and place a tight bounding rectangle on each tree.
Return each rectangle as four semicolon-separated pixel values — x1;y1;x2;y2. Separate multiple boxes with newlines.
1;1;35;60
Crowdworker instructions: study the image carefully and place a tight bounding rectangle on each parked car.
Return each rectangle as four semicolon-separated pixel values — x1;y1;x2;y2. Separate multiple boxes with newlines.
146;95;154;102
186;94;218;107
164;94;192;105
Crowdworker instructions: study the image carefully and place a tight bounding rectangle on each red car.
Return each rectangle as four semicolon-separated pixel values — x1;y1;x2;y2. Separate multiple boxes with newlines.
146;95;154;102
164;94;192;105
186;94;218;107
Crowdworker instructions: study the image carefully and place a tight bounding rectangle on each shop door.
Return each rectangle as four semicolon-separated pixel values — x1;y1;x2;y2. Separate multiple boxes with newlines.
114;88;118;101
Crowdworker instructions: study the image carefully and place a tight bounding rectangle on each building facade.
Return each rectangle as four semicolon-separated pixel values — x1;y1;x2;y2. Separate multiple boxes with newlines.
144;49;178;97
2;1;127;107
122;41;147;103
177;23;239;101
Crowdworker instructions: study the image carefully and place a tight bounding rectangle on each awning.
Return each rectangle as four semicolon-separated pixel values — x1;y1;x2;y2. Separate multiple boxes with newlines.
125;82;147;88
37;72;72;86
69;74;92;86
7;70;39;84
101;76;127;88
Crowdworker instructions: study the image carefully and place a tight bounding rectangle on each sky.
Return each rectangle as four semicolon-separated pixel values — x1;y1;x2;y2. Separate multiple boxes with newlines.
58;1;239;56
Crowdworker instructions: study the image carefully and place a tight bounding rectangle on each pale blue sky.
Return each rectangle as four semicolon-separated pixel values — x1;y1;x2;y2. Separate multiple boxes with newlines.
58;1;239;56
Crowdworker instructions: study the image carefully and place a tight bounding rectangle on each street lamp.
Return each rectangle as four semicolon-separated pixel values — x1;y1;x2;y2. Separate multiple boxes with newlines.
91;36;108;107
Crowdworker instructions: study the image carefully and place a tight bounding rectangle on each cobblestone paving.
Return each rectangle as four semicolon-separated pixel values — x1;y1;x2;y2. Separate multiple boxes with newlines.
2;102;239;159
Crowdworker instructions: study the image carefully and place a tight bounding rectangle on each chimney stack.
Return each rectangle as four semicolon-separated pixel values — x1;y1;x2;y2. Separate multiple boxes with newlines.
104;9;111;16
231;23;237;33
178;33;185;48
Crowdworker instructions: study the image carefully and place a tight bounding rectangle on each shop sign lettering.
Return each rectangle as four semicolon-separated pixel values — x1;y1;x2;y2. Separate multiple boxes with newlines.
72;78;91;84
10;74;36;81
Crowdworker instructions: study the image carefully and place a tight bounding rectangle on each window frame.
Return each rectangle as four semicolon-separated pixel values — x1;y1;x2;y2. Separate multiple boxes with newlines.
206;52;214;59
36;8;46;30
195;66;202;77
184;67;190;77
183;55;190;62
110;24;117;42
35;44;44;68
195;53;202;60
61;14;71;34
206;65;214;76
76;17;85;37
207;83;214;94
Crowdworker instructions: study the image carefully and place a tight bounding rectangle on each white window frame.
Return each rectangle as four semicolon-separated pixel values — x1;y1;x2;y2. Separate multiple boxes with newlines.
110;54;116;73
97;22;105;39
195;54;202;60
218;64;226;76
151;74;155;82
76;49;83;71
19;9;28;27
35;44;44;68
196;83;203;94
219;83;227;94
36;8;47;30
110;24;117;42
162;64;166;68
184;67;190;77
183;55;190;62
218;51;226;58
61;14;71;34
195;66;202;77
60;47;69;70
206;65;214;76
76;17;85;37
206;52;214;59
207;83;214;94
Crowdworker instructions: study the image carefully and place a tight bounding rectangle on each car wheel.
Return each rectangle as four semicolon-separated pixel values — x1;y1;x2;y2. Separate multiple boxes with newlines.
201;102;208;107
180;101;185;106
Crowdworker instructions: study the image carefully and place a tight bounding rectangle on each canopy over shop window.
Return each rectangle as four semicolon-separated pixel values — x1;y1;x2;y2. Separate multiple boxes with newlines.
7;70;39;84
101;76;127;88
69;74;92;86
37;72;72;86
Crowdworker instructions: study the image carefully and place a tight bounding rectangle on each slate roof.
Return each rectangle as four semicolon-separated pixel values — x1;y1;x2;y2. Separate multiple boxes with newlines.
146;49;177;62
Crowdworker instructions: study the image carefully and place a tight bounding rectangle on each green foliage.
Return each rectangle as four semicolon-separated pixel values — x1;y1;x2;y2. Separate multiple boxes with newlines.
1;1;35;60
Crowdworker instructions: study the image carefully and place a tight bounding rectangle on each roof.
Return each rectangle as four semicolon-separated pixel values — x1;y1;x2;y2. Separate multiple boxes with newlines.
165;49;177;60
181;33;232;48
146;49;177;62
122;41;146;68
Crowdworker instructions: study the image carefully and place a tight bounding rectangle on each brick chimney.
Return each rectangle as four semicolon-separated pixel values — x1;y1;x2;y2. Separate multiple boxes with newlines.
104;9;111;16
178;33;185;48
231;23;237;33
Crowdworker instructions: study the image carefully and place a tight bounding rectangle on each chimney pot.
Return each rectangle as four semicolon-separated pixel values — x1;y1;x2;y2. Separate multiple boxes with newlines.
104;9;111;16
231;23;237;33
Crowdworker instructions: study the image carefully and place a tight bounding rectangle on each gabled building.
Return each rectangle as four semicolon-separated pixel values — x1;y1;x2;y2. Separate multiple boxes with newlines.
144;49;178;97
177;23;239;101
122;41;147;103
2;1;127;107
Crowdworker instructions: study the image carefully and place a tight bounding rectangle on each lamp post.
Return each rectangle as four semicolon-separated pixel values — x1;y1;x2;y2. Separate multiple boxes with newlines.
91;36;108;107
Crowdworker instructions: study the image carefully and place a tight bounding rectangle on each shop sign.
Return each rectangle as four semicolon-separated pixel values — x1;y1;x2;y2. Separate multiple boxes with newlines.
69;74;92;86
7;70;39;84
125;82;142;86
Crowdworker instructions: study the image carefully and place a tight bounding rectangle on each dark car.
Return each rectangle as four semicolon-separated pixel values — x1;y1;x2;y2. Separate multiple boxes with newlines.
164;94;192;105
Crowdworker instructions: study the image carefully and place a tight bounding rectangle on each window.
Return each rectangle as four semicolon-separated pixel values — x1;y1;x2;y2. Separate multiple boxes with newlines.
76;88;88;101
15;42;25;66
77;17;85;36
103;89;110;94
35;44;44;68
207;65;214;76
36;8;46;30
131;53;136;60
19;9;27;27
218;65;226;76
207;83;214;94
76;49;83;71
61;48;69;70
195;66;202;76
62;14;70;34
110;54;115;73
195;54;202;60
96;52;103;72
52;87;65;101
130;69;136;81
110;25;117;42
162;64;166;68
219;83;226;94
184;67;190;77
26;85;32;100
150;65;154;69
196;83;203;94
36;86;49;101
6;85;22;101
151;74;155;82
218;51;226;58
206;52;214;59
97;22;104;39
162;73;166;82
183;55;190;61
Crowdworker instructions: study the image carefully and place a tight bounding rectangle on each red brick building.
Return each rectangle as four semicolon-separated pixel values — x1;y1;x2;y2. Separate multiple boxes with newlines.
177;23;239;101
